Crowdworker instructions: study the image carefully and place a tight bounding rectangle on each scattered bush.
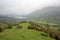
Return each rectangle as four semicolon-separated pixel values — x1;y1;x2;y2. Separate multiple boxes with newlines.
28;21;60;40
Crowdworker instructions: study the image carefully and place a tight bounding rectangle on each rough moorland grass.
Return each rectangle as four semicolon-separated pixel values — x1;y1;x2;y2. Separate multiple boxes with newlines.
0;23;54;40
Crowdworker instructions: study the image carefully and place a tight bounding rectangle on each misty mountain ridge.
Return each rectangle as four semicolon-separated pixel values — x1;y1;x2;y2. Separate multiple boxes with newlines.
27;6;60;23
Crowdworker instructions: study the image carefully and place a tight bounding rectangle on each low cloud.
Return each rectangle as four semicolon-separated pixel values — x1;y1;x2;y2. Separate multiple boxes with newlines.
0;0;60;16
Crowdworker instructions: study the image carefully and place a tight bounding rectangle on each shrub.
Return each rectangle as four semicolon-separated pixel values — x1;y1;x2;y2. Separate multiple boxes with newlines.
16;24;22;29
28;26;35;29
0;26;4;32
8;25;12;29
41;32;48;37
49;33;55;38
54;35;60;40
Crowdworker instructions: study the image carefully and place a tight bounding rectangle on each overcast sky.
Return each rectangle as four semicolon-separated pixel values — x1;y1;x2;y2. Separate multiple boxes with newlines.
0;0;60;16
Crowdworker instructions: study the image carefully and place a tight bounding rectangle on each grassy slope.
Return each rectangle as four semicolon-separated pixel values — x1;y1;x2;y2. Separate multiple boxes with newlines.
31;20;59;29
0;23;54;40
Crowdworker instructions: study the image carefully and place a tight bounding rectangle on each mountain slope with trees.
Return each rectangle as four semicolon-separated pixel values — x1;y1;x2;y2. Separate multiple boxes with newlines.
27;6;60;23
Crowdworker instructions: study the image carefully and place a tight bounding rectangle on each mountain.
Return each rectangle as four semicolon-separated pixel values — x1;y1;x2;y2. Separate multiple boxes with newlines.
27;6;60;23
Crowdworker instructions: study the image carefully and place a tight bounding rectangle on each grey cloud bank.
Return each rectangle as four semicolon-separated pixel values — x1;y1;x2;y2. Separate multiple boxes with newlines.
0;0;60;16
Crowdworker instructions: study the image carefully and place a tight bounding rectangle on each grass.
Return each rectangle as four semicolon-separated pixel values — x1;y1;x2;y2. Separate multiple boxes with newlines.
31;20;59;30
0;23;54;40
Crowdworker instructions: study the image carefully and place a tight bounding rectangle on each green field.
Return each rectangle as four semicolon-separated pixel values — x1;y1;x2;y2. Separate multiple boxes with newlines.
0;23;54;40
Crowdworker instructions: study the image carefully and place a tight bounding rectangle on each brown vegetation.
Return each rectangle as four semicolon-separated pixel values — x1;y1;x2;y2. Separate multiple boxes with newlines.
16;24;22;29
0;26;4;32
28;21;60;40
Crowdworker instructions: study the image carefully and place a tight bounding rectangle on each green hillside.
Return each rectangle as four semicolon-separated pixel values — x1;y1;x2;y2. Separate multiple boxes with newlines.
0;23;54;40
0;6;60;40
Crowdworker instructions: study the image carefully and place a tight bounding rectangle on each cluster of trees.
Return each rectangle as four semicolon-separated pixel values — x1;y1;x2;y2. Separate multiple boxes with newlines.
28;21;60;40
